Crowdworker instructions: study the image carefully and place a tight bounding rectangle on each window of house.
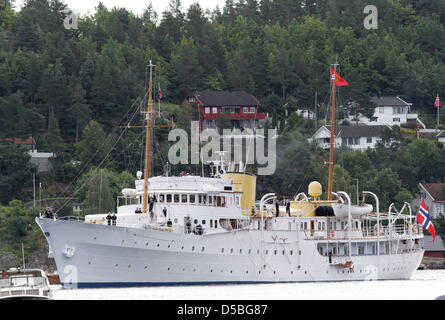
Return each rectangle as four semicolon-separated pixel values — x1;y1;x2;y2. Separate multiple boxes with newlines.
205;107;210;114
379;107;385;113
393;118;400;122
250;107;256;113
212;107;218;114
367;137;372;143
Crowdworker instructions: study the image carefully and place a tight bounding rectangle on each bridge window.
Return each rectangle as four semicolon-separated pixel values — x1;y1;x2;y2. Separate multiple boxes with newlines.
166;194;172;203
174;194;180;203
190;195;196;203
181;194;188;203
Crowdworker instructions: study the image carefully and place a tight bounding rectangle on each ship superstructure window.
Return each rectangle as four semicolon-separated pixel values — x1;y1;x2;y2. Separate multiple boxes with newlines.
159;195;165;202
208;196;213;205
174;194;180;203
190;195;196;203
167;194;172;203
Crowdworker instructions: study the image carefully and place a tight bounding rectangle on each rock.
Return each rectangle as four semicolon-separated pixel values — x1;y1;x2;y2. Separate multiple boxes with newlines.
0;252;19;270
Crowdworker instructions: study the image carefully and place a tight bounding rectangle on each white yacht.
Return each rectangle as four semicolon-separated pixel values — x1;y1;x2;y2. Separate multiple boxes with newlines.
35;62;425;288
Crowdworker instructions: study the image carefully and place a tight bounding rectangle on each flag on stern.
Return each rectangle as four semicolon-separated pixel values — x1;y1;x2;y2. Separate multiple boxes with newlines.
434;94;441;108
330;68;349;86
417;198;436;239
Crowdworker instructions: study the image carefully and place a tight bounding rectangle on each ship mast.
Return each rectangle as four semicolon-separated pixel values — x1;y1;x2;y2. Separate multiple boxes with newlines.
143;61;154;213
327;62;338;201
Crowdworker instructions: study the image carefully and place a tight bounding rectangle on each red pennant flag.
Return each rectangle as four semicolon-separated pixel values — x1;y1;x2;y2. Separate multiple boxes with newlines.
330;68;349;86
434;94;441;108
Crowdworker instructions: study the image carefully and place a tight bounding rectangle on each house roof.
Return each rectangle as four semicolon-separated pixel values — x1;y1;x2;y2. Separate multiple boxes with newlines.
419;183;445;202
338;125;388;138
194;91;260;107
0;137;36;145
371;96;411;107
320;125;388;138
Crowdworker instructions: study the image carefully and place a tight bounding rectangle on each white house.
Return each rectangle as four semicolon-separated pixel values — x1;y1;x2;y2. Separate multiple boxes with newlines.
310;125;389;151
348;96;424;128
418;182;445;219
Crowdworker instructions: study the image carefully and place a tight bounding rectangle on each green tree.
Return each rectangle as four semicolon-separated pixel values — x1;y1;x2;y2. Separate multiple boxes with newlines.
83;169;115;215
74;120;111;169
0;145;35;204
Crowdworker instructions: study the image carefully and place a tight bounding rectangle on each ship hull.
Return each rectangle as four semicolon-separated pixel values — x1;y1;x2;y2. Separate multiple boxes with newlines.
36;218;424;288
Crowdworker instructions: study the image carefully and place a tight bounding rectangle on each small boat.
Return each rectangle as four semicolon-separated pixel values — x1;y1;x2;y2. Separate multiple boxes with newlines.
0;268;53;300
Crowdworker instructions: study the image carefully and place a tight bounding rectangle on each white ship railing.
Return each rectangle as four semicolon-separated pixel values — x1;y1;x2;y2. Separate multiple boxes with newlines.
58;216;85;222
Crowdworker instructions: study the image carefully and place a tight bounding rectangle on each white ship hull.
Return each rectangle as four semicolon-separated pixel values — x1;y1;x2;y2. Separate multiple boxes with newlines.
36;218;424;288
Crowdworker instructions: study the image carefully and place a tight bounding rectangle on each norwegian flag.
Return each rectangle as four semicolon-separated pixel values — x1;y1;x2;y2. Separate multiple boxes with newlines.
434;94;441;108
158;84;163;101
417;198;436;239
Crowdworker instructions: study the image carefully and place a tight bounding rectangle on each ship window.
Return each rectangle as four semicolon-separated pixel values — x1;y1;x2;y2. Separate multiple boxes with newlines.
274;250;277;255
221;197;226;207
192;246;195;251
235;196;240;206
224;186;232;191
202;220;206;225
174;194;180;203
221;248;224;253
166;194;172;203
159;194;165;203
208;196;213;205
190;195;196;203
198;195;202;204
194;219;198;224
181;194;188;203
215;220;218;228
240;249;242;254
230;248;233;254
210;220;213;228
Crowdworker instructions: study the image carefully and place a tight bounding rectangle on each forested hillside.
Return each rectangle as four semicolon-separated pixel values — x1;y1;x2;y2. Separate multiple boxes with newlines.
1;0;445;268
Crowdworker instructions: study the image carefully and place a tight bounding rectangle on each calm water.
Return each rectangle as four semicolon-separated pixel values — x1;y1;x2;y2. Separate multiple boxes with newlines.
51;270;445;300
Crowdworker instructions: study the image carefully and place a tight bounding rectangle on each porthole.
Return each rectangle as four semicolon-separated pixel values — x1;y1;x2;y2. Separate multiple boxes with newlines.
157;244;160;247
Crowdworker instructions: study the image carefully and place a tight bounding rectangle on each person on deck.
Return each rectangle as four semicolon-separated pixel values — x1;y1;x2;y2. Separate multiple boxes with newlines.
106;212;112;226
111;213;117;226
275;201;279;217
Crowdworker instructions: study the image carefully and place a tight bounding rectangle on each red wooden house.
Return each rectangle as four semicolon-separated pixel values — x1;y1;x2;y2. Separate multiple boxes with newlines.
183;91;267;131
